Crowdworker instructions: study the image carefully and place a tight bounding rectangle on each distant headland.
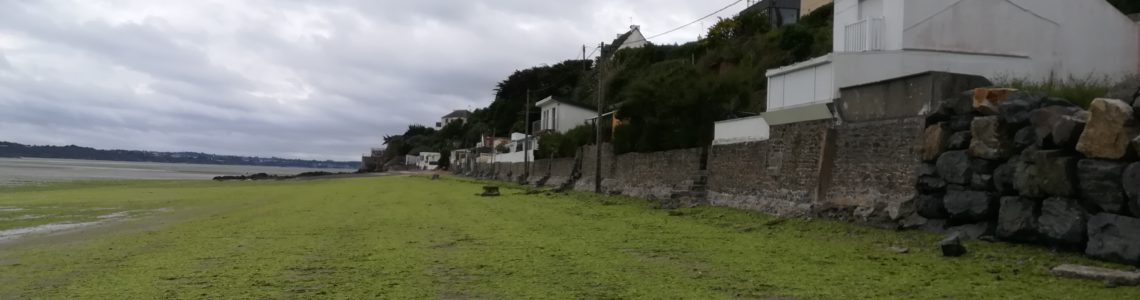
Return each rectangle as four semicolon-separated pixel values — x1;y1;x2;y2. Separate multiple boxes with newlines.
0;141;360;169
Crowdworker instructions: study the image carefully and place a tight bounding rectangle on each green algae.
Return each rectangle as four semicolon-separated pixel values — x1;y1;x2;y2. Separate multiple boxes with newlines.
0;176;1135;299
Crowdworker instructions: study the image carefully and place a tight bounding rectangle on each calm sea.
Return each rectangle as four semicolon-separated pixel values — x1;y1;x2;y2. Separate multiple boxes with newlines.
0;158;355;186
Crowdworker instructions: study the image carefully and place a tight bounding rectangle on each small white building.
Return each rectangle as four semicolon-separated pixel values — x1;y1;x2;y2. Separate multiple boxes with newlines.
765;0;1140;118
493;132;538;163
404;155;419;166
417;152;441;170
616;25;648;52
536;97;598;134
437;110;471;128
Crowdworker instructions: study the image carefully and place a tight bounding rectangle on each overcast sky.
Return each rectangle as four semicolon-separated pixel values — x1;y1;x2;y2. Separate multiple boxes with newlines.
0;0;744;161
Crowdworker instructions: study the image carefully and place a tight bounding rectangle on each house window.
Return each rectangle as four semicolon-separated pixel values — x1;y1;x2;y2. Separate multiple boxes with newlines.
551;107;557;132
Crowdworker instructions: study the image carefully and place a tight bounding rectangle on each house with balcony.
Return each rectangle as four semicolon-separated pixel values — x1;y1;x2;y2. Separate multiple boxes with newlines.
762;0;1140;124
536;97;598;134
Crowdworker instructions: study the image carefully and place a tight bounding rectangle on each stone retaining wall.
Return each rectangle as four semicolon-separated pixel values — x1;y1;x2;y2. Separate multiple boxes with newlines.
825;117;926;210
574;144;615;192
706;120;829;216
609;147;703;199
532;158;577;187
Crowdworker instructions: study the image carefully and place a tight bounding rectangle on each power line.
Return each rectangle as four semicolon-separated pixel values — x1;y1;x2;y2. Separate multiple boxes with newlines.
585;45;601;59
622;0;747;45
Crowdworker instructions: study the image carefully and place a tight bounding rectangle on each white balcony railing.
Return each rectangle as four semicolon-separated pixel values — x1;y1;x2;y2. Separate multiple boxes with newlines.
844;18;885;52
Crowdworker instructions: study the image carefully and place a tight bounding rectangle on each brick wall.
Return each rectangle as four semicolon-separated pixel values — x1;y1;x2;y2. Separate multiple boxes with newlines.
706;120;830;216
824;117;925;209
610;147;704;199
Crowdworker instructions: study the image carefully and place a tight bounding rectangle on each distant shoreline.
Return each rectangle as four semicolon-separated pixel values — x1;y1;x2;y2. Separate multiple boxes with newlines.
0;158;359;187
0;141;360;170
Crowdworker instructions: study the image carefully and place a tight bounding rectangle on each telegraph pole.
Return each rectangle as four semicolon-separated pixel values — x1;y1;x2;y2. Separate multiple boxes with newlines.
595;42;605;194
523;88;531;182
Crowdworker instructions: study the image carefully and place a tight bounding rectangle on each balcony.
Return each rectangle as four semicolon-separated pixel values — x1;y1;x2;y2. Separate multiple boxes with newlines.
843;18;884;52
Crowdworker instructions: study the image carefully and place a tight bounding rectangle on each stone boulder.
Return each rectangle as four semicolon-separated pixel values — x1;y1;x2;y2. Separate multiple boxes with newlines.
940;233;968;257
916;194;948;220
922;124;950;162
917;176;947;193
1077;159;1128;214
944;189;997;223
887;198;916;221
998;91;1046;125
936;151;972;185
1013;127;1036;150
918;163;938;177
1038;197;1089;248
970;116;1014;160
970;174;994;191
1033;150;1078;198
946;116;975;132
1086;213;1140;265
947;131;971;150
973;88;1019;115
993;159;1018;196
1076;98;1136;159
1030;106;1082;147
1052;114;1088;148
996;197;1040;242
942;91;976;116
1124;163;1140;217
1014;158;1044;199
1134;135;1140;159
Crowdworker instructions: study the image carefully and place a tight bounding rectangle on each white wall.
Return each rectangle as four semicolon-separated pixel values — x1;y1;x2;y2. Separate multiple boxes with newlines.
766;55;835;111
417;152;441;170
492;150;535;163
900;0;1138;81
713;116;771;145
539;102;596;133
832;50;1035;94
832;0;1138;83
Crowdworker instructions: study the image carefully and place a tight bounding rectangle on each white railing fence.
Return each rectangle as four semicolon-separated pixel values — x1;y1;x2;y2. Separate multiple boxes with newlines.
844;18;885;52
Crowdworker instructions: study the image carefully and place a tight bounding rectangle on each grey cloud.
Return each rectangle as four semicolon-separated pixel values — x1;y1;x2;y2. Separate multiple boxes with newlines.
0;0;741;160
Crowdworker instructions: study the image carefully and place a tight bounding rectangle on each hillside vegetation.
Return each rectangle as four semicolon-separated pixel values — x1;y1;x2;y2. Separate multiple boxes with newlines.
378;4;834;163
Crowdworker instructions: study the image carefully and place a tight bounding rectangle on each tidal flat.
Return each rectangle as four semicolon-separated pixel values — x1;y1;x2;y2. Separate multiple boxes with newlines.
0;176;1136;299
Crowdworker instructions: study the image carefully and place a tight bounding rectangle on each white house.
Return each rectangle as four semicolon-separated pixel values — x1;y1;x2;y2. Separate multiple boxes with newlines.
437;110;471;128
765;0;1140;118
536;97;598;134
616;25;648;52
417;152;441;170
493;132;538;163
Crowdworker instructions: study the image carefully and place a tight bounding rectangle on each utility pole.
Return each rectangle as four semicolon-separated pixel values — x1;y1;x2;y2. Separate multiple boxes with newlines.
523;88;531;182
595;42;605;194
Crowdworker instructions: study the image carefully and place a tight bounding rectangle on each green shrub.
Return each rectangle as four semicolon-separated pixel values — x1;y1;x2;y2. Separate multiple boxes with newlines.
995;75;1120;109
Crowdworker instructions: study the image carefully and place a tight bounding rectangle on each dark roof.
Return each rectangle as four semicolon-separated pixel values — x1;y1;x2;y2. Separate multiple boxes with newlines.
539;96;597;112
601;28;637;58
442;110;472;118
